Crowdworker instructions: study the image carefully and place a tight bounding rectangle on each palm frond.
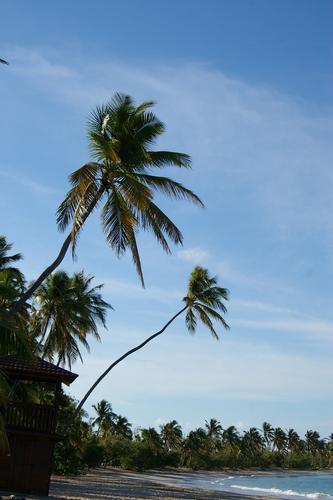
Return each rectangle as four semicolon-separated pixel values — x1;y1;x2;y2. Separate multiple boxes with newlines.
185;307;197;334
147;151;192;169
194;305;219;339
134;174;204;207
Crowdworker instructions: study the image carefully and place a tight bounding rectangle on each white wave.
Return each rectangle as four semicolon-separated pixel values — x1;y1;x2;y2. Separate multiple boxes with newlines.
230;484;331;499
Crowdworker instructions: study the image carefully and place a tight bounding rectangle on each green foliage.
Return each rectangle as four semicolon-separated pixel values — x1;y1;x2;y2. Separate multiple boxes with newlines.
83;438;106;468
57;93;203;285
53;393;90;474
184;266;229;339
49;396;333;474
31;270;112;368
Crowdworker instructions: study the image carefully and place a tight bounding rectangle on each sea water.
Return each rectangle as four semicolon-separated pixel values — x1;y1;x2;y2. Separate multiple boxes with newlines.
173;471;333;499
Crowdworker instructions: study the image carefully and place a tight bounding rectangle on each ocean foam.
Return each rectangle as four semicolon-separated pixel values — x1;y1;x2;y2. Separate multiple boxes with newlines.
230;484;331;498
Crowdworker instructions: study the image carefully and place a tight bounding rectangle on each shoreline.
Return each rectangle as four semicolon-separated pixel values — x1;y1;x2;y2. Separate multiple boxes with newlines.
2;467;332;499
47;467;276;499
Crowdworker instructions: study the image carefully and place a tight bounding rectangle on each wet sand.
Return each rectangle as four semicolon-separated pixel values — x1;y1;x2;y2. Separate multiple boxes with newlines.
46;467;275;499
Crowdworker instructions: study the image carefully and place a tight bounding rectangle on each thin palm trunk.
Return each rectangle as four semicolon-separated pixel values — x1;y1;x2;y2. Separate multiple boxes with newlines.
10;186;105;315
9;234;72;315
62;304;188;435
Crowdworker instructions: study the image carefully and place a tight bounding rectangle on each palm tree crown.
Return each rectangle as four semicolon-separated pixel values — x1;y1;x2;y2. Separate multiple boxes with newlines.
92;399;116;437
57;93;203;285
160;420;183;451
31;270;112;368
184;266;229;338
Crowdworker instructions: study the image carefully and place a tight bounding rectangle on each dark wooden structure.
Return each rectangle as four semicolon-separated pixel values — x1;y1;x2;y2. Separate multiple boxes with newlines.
0;356;77;496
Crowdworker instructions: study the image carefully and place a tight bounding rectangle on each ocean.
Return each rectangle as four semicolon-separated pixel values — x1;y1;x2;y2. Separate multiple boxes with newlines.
172;471;333;499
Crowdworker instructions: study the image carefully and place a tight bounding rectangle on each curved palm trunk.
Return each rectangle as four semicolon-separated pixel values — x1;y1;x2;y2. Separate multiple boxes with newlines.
9;186;105;315
62;304;188;435
9;234;72;315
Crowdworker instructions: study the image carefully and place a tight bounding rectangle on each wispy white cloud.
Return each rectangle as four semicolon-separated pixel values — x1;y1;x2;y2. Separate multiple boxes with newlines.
6;46;333;242
233;317;333;342
101;278;182;304
0;168;60;195
71;337;332;407
177;247;210;264
232;298;298;317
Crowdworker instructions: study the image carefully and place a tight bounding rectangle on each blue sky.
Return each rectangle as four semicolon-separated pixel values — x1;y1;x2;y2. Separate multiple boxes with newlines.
1;1;333;437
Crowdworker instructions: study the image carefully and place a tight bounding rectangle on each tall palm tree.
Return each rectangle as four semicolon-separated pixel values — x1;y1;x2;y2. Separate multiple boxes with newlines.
205;418;223;453
31;270;111;368
262;421;274;450
11;94;203;314
92;399;116;438
160;420;183;451
64;266;229;432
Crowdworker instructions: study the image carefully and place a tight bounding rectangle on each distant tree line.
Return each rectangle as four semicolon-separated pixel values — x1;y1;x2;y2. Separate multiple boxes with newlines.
54;395;333;474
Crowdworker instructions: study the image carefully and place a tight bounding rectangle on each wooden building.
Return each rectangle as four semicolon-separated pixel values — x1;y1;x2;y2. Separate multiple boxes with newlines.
0;355;77;496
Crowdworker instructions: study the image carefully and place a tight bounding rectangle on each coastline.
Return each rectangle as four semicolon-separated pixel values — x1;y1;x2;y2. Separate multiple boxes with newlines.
46;467;292;500
47;467;276;499
2;467;332;499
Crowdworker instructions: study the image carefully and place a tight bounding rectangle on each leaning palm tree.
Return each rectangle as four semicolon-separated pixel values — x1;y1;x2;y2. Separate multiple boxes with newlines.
31;270;111;368
64;266;229;432
11;94;203;314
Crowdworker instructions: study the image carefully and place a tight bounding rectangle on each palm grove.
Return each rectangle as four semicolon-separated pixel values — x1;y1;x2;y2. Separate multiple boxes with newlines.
0;93;330;473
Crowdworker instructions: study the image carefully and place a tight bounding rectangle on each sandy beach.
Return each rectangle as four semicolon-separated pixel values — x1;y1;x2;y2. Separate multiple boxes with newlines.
0;468;276;499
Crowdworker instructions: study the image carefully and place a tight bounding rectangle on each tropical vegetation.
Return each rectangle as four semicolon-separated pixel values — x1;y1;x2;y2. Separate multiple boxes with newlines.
54;396;333;474
10;93;203;314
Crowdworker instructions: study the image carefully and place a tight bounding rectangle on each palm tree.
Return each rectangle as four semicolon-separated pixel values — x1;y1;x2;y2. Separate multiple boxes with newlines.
0;239;30;356
205;418;223;439
182;427;208;466
287;428;300;453
222;426;241;450
305;430;323;456
64;266;229;432
31;270;111;368
262;421;274;450
242;428;263;458
205;418;223;453
160;420;183;451
92;400;116;438
11;94;203;314
0;236;22;273
140;427;163;454
113;415;133;440
272;427;287;454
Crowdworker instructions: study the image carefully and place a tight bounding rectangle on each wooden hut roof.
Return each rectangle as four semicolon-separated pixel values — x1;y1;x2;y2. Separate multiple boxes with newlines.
0;355;78;385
